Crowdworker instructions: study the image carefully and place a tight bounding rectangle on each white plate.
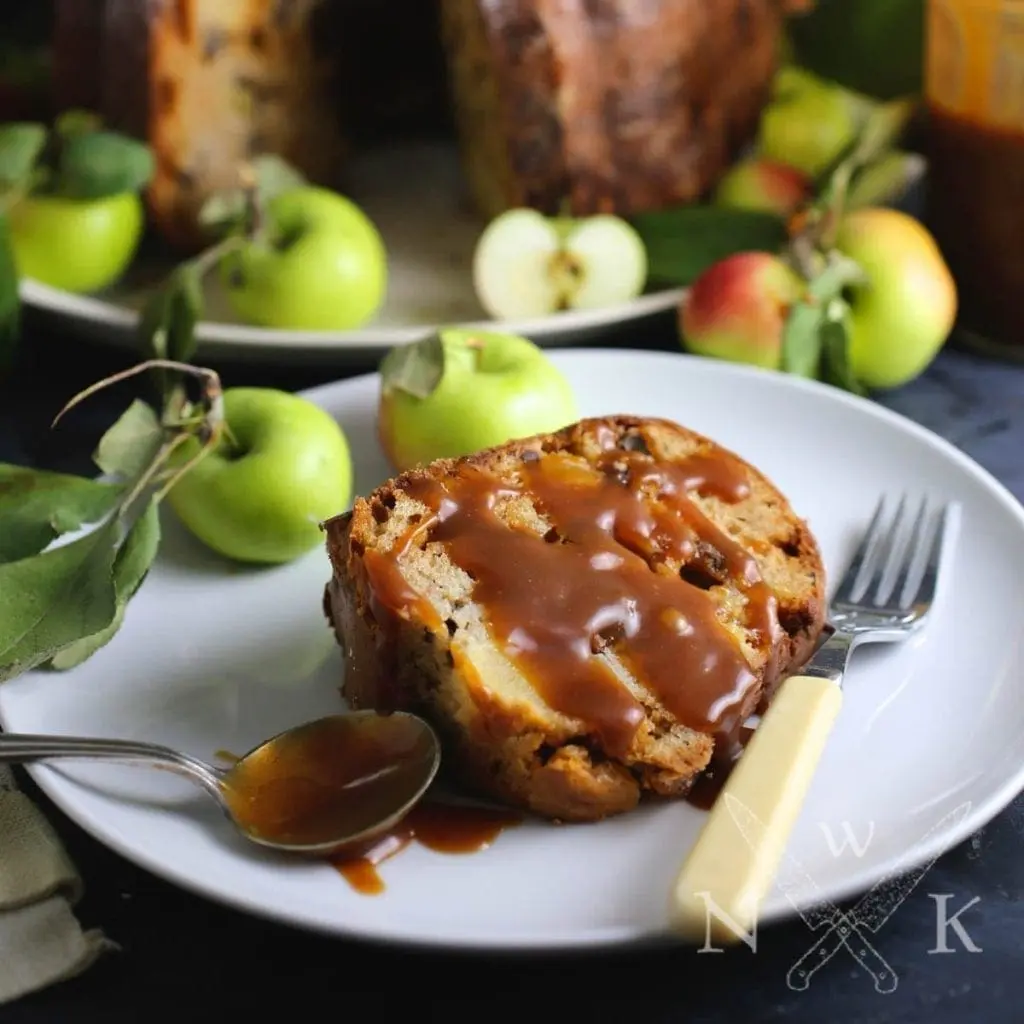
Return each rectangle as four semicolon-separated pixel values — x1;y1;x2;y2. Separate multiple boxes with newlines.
2;349;1023;952
18;143;682;366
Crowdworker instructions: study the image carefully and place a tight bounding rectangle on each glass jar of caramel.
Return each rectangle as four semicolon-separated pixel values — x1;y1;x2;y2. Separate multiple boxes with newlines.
924;0;1024;360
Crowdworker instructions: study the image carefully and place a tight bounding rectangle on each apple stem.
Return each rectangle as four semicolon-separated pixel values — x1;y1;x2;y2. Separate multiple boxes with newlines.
119;430;192;515
238;163;264;242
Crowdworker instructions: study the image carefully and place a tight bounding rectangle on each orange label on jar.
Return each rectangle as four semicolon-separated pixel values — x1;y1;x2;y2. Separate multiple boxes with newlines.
927;0;1024;126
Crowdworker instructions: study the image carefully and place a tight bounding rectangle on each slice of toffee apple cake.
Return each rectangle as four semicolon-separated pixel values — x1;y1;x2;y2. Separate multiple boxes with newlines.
322;416;826;823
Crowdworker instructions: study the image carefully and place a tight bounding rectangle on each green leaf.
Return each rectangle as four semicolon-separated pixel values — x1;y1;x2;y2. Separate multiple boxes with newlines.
0;214;20;371
93;399;165;482
805;252;867;306
847;150;927;209
0;464;123;564
820;308;867;396
0;122;47;190
164;264;204;365
630;206;789;286
0;517;120;683
48;496;161;670
198;191;245;232
53;131;155;200
780;299;825;379
850;96;918;168
136;263;205;395
252;153;307;204
54;109;104;141
379;332;446;400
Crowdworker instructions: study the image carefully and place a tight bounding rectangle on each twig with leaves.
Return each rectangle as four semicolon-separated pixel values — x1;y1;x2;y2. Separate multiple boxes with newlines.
0;110;156;369
0;358;228;683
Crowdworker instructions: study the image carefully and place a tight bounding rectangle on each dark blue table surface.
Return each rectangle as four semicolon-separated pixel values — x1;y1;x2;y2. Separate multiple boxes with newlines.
2;310;1022;1024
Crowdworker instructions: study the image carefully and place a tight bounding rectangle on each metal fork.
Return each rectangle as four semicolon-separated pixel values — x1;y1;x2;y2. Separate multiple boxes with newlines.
669;494;960;943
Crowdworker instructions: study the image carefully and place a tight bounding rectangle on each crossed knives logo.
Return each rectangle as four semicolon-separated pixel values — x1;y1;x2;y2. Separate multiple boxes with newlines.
721;795;974;993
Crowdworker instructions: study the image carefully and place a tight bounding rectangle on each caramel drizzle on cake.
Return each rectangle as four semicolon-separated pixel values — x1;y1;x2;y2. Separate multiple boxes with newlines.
363;434;782;759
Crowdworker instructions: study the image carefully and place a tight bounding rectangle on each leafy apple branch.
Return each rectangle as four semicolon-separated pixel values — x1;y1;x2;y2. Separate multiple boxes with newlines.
0;111;156;368
134;153;308;384
0;356;231;683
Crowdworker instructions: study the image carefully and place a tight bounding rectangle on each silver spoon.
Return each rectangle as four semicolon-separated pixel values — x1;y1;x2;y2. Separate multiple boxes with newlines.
0;710;441;857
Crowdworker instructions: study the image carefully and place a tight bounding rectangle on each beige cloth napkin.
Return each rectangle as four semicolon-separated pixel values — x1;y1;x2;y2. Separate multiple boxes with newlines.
0;765;116;1004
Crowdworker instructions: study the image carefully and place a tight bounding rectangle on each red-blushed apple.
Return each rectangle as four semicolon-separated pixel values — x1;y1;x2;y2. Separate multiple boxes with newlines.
714;158;813;217
9;192;144;293
833;208;957;389
679;252;806;370
165;387;353;564
377;327;578;471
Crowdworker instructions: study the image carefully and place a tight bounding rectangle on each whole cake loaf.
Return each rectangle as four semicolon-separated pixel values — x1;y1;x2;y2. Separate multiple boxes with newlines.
323;416;826;822
52;0;347;251
439;0;797;219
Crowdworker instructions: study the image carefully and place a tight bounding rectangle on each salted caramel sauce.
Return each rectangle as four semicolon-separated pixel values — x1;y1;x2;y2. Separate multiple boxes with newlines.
214;743;520;896
219;714;436;849
332;800;523;894
378;438;780;761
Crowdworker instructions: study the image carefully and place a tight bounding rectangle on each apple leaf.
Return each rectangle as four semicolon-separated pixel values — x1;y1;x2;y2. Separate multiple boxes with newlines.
163;265;204;366
48;495;161;671
198;192;244;232
0;464;124;565
53;109;105;142
379;332;446;400
252;153;307;205
136;264;205;394
94;399;166;483
198;154;306;236
52;130;155;200
0;515;121;683
780;299;824;379
820;310;867;396
629;206;789;286
847;150;927;210
0;122;47;190
0;213;20;371
849;97;918;170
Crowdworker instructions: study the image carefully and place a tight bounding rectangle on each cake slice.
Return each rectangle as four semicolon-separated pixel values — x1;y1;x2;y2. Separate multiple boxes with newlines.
322;416;826;822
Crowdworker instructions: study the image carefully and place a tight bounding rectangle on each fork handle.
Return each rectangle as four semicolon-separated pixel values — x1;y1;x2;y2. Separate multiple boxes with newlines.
669;674;842;943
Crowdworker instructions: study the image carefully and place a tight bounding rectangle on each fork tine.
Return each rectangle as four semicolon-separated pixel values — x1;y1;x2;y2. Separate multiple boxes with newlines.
832;494;889;604
909;502;958;610
888;497;930;609
870;494;910;605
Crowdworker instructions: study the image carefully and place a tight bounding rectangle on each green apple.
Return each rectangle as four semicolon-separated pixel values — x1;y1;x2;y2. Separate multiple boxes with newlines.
833;207;957;389
221;186;387;332
166;387;353;564
377;327;578;471
8;191;144;293
757;71;858;178
472;207;647;320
